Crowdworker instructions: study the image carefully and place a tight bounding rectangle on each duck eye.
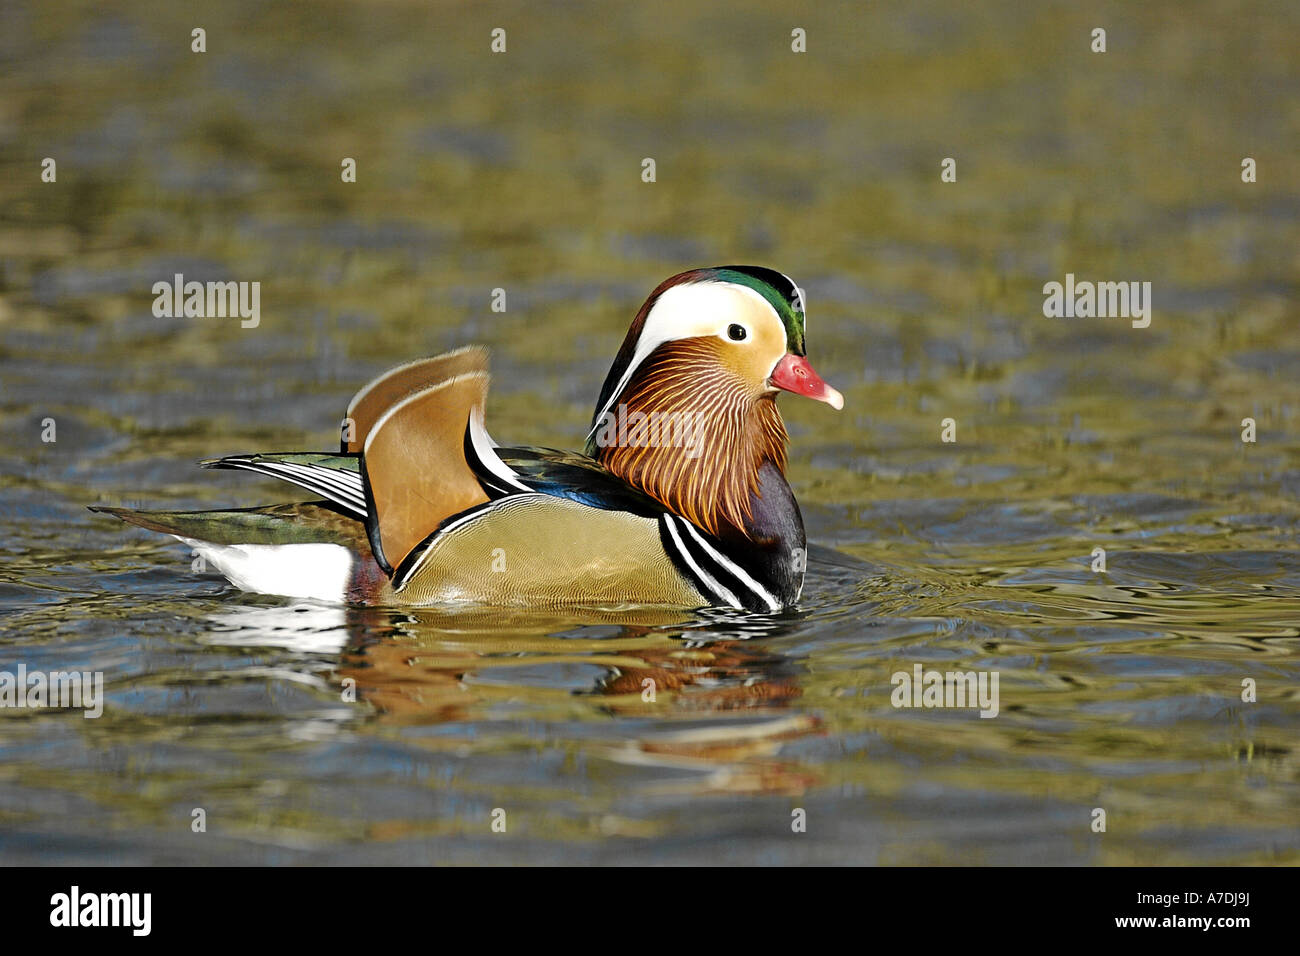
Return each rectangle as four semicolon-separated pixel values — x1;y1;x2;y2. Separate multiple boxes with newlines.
727;324;748;341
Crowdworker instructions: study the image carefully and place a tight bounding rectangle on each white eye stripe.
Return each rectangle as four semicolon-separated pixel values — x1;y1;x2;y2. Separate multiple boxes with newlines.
587;281;781;440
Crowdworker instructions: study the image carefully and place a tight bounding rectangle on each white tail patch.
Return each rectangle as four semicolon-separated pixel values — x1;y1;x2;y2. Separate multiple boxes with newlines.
180;537;353;603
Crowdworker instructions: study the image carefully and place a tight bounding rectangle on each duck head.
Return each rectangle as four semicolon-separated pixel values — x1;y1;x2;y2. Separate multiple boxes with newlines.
586;266;842;540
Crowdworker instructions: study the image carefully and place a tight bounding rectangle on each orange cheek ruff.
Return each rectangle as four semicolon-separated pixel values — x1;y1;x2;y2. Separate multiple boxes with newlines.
593;337;788;539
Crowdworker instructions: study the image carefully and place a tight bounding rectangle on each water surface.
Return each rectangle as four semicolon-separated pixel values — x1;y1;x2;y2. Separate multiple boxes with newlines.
1;0;1298;864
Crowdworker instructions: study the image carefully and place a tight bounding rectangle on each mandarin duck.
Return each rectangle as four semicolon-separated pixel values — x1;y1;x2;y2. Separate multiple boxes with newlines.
93;266;843;611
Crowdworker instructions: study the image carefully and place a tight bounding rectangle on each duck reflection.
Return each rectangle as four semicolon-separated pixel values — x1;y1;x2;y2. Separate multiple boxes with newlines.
332;604;808;719
201;599;821;793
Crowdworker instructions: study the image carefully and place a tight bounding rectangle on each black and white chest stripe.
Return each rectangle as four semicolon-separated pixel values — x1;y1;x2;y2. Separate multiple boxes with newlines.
658;514;785;612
